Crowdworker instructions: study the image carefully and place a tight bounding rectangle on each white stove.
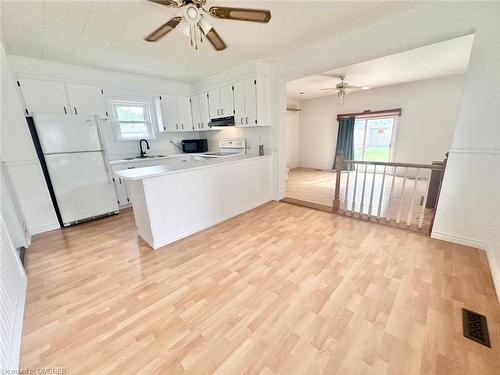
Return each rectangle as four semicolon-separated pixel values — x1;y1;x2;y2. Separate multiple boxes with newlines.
204;139;246;157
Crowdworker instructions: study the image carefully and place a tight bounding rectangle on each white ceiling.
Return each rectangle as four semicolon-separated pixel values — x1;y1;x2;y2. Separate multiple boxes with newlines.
1;1;422;82
287;34;474;100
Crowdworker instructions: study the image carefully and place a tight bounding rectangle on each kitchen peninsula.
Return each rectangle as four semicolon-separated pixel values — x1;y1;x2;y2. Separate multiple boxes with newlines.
115;154;273;249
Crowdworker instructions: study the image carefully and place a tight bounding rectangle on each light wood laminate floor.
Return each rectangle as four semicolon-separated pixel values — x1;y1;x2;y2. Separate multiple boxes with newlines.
21;202;499;374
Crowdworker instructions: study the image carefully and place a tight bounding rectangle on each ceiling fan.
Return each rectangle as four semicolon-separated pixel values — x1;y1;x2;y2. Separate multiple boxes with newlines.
144;0;272;51
320;75;369;106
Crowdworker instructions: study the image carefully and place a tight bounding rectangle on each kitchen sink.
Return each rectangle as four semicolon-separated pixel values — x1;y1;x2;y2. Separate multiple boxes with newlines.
123;155;166;160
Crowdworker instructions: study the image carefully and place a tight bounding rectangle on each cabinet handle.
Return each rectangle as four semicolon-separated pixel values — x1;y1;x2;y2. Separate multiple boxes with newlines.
182;124;184;129
217;109;219;116
176;124;178;130
74;107;78;114
221;108;224;115
240;118;243;125
63;106;67;114
246;117;248;124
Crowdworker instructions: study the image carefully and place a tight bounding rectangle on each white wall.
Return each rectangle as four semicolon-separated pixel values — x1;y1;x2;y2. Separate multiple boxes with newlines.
296;74;465;170
286;111;300;169
271;2;500;300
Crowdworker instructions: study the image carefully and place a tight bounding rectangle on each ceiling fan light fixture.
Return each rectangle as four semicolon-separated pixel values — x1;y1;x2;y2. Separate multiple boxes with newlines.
198;16;212;35
178;18;191;37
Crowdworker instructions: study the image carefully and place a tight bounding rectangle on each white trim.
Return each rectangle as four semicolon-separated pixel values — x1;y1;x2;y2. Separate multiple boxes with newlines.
430;231;486;249
30;223;60;235
449;147;500;155
484;242;500;304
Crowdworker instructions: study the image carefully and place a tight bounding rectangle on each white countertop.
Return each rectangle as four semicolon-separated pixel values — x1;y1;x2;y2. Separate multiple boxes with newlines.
114;153;273;181
109;153;208;166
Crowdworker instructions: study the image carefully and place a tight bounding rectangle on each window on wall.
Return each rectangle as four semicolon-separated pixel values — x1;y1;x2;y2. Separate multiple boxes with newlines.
109;98;157;141
354;116;397;162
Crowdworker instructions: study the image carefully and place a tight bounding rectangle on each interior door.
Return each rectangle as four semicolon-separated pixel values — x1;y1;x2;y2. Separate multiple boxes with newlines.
198;93;210;130
45;151;118;225
161;95;179;132
244;79;257;127
220;83;234;117
19;79;69;115
65;83;107;118
208;88;220;119
233;81;245;127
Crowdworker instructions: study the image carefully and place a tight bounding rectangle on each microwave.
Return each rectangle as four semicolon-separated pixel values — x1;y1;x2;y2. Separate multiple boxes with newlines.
182;139;208;153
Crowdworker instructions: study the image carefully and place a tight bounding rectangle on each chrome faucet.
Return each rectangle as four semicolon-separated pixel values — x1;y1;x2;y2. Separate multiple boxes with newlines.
139;139;150;158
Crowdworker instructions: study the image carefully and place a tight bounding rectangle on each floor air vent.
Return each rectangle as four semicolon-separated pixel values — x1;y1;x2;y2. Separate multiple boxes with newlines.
462;308;491;347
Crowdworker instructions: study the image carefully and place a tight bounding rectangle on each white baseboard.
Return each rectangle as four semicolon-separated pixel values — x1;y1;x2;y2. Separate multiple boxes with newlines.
30;222;60;236
431;231;486;249
151;198;272;249
431;231;499;304
484;242;500;304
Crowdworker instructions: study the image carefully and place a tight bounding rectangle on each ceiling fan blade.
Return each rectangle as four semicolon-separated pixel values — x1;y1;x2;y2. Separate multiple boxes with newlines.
204;27;227;51
209;6;271;23
148;0;181;8
144;16;182;42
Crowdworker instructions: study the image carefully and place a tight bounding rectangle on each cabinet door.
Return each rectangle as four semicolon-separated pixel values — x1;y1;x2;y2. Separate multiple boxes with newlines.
208;88;220;119
220;83;234;117
244;79;257;127
18;79;69;115
190;95;201;131
176;97;193;131
114;176;129;207
66;83;107;118
233;81;245;127
199;93;211;130
161;95;179;132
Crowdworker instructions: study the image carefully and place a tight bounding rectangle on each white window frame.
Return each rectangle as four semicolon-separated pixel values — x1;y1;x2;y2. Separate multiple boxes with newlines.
108;97;158;141
354;115;399;162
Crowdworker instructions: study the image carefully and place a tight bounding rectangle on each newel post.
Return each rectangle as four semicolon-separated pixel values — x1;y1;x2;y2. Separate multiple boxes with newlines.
333;153;343;211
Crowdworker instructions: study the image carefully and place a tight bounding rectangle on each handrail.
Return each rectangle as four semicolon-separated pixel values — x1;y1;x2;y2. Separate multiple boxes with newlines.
342;159;445;170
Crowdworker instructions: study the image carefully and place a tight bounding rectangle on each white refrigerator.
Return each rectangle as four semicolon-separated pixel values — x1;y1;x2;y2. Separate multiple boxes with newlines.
33;113;118;226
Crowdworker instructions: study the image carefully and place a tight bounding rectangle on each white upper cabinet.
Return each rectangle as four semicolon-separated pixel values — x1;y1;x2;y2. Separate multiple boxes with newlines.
208;88;220;119
244;78;257;126
18;79;70;115
160;95;193;132
65;84;107;119
160;95;179;132
176;96;193;131
208;83;234;119
191;95;201;131
220;83;234;117
233;81;245;127
198;93;211;130
234;78;257;127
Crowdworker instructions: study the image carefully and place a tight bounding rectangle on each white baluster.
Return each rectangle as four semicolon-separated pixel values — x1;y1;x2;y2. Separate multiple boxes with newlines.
376;165;387;219
351;166;359;212
396;167;408;224
406;168;420;226
386;167;397;221
368;165;377;217
343;170;350;213
360;165;368;215
418;170;431;229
